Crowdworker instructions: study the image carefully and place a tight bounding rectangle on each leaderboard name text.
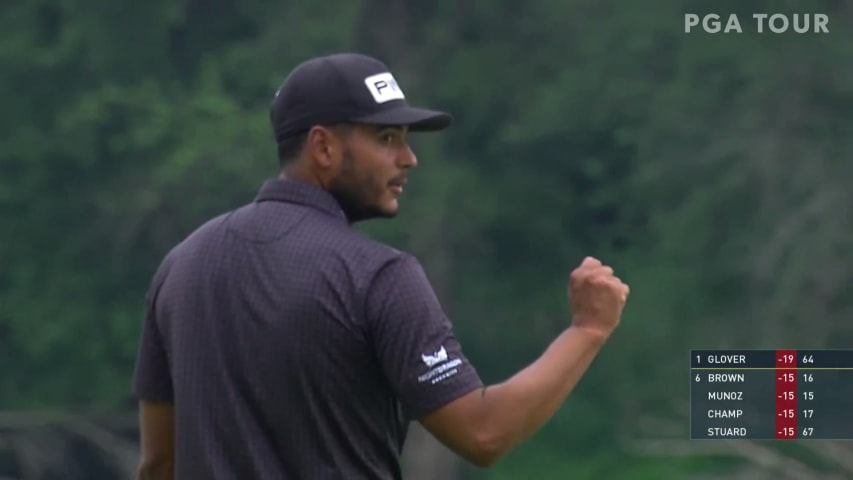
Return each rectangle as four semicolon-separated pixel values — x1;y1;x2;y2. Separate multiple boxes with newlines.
690;349;853;440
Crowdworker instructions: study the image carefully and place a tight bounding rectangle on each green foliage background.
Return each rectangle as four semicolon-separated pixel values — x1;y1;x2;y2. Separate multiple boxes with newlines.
1;1;851;478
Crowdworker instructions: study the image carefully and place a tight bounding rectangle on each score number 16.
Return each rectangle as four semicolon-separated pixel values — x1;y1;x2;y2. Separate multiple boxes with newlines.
780;373;816;383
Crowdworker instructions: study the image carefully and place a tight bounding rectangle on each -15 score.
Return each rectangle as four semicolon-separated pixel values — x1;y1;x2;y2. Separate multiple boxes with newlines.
781;408;818;419
778;373;815;382
785;391;815;400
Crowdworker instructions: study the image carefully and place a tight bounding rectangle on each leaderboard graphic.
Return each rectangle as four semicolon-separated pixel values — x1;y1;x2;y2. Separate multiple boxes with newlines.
690;350;853;440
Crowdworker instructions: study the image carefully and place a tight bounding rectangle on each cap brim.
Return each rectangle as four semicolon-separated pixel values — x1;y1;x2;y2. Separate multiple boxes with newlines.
351;106;452;132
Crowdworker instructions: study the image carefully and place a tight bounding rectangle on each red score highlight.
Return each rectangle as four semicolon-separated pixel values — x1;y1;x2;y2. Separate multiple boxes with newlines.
775;350;798;439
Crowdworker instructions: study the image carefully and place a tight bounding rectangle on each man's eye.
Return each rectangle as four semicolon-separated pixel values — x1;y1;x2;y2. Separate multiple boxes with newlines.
381;134;395;143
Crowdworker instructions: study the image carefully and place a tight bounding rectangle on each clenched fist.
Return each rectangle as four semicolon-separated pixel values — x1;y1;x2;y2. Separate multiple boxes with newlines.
568;257;629;338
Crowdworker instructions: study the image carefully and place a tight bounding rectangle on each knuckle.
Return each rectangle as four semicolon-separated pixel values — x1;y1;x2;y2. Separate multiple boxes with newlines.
583;256;601;266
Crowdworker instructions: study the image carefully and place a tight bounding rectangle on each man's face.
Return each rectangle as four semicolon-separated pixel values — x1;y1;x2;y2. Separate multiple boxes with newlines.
327;124;416;223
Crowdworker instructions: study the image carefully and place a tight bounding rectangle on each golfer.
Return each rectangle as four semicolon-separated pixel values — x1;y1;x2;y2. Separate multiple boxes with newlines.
132;52;629;479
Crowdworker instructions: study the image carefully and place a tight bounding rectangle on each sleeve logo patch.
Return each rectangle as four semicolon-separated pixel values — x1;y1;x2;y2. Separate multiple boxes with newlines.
421;346;448;367
418;346;461;385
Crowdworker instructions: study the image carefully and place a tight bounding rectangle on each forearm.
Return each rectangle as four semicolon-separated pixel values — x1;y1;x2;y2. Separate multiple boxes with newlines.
478;326;608;451
420;259;626;468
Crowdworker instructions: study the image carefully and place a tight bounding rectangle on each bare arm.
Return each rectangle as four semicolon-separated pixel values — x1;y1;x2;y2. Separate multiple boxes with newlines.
420;257;628;467
420;326;608;467
137;400;175;480
367;254;627;469
133;257;177;480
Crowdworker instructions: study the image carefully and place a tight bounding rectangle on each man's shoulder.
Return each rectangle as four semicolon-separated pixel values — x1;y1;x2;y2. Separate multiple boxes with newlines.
300;219;423;284
151;210;235;274
282;210;399;258
327;225;410;270
168;210;235;257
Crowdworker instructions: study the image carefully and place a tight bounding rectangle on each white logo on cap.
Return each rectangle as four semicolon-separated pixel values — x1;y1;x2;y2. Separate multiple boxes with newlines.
364;72;406;104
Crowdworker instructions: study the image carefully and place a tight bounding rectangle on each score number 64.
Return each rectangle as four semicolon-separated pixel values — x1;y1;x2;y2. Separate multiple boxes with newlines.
779;354;815;364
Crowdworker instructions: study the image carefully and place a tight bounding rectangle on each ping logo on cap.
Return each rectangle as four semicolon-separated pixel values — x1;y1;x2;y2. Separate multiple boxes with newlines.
364;72;406;104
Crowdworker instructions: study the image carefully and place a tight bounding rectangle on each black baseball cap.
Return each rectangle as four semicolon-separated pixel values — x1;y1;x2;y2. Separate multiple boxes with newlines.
270;53;452;143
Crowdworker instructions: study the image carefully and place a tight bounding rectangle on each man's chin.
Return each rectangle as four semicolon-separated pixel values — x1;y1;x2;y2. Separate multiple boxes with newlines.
344;203;398;223
376;206;399;219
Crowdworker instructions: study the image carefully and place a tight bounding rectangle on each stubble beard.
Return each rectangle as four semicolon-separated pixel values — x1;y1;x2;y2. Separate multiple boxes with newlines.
328;150;396;223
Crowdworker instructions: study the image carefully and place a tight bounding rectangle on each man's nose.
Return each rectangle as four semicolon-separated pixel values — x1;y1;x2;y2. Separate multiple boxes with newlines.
399;144;417;168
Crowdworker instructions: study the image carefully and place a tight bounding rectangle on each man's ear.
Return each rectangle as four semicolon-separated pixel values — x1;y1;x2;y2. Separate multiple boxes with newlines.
306;126;342;169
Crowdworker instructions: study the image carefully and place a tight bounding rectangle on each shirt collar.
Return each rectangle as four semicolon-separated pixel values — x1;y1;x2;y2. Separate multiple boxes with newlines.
254;177;347;223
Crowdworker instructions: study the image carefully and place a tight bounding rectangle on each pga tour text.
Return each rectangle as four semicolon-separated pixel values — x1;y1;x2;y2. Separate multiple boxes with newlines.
685;13;829;34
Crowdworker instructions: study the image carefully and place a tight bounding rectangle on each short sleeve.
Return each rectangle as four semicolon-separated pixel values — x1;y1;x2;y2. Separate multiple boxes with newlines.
366;254;483;420
131;258;174;403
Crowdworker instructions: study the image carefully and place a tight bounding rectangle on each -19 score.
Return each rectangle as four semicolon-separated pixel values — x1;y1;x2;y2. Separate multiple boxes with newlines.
778;354;814;364
779;353;814;364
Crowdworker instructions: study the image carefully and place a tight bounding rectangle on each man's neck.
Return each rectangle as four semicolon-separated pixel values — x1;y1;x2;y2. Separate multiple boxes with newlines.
281;165;322;185
278;167;357;222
